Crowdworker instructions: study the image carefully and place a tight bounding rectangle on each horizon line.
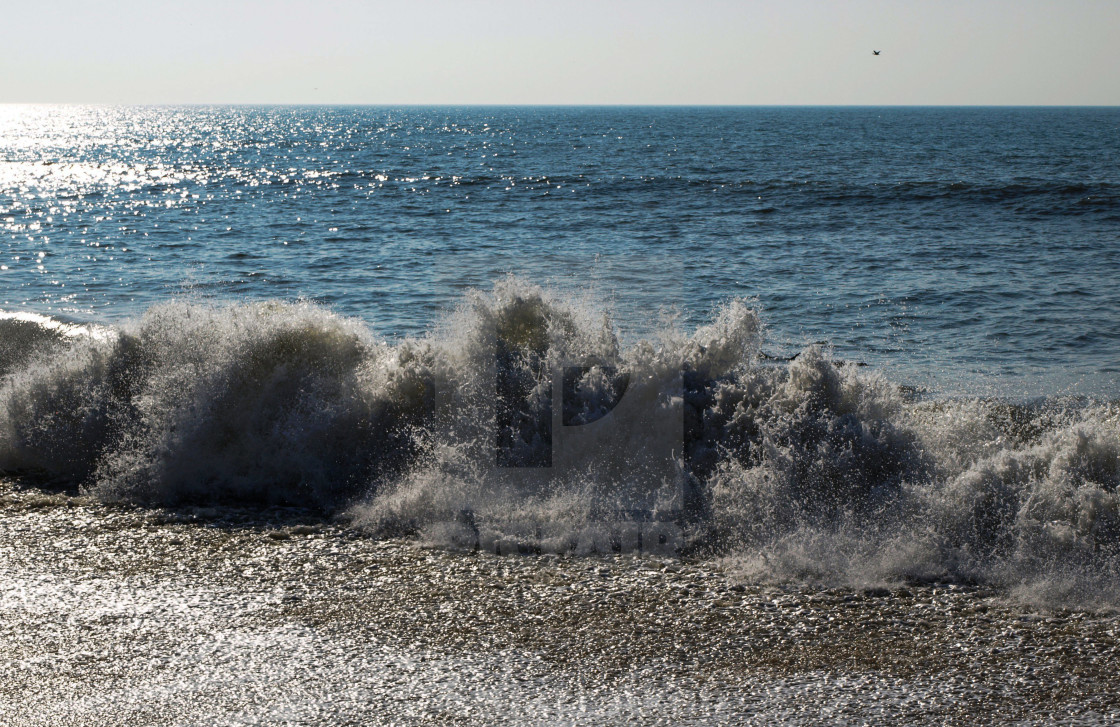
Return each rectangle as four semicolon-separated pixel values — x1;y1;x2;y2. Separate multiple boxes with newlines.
3;102;1119;109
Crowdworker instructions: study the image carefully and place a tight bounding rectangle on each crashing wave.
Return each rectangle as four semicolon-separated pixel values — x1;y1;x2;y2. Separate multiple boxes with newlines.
1;280;1118;608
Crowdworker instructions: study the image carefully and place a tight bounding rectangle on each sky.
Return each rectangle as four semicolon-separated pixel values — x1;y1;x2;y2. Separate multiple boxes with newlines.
2;0;1118;105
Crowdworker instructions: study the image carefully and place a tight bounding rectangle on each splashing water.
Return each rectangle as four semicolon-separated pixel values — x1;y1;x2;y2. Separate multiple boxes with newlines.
1;279;1118;609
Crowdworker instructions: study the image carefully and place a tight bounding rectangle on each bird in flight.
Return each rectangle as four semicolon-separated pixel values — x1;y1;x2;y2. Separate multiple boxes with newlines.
872;50;881;55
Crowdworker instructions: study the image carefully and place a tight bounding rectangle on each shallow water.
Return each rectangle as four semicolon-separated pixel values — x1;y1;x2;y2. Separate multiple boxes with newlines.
3;481;1118;726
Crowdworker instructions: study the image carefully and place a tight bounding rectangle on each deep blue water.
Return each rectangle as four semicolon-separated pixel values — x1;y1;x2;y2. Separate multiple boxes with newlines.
2;105;1119;396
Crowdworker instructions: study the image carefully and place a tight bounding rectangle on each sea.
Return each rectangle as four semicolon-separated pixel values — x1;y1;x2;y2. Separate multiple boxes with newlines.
2;105;1119;725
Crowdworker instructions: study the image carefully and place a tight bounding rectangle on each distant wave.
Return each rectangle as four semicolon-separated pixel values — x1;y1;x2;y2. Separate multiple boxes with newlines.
8;157;1115;216
2;280;1118;609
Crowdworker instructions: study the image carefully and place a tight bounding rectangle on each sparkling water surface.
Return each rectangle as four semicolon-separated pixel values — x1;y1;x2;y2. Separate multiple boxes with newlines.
2;105;1119;395
4;106;1120;726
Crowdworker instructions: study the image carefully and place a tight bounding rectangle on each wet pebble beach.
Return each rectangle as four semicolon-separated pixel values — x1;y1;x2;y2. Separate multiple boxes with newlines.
2;480;1118;726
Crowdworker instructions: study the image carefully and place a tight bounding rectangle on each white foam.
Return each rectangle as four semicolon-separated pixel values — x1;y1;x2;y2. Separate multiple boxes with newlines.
1;280;1118;608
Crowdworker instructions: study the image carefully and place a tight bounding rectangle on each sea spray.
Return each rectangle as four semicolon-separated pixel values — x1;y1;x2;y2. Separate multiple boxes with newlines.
0;301;428;504
1;280;1119;608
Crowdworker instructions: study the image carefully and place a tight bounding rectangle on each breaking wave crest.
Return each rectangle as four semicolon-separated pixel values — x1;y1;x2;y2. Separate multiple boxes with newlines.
2;279;1118;609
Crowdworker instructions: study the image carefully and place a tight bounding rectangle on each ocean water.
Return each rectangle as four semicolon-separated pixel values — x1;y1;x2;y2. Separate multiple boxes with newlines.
3;106;1120;724
3;105;1119;394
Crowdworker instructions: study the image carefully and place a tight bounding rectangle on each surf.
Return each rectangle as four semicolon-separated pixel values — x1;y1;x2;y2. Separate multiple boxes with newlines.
1;278;1118;609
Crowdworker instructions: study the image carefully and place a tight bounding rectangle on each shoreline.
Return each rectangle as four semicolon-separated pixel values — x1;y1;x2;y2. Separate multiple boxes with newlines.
3;480;1118;725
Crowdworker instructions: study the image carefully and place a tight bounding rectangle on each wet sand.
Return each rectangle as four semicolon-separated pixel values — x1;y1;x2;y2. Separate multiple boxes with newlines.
2;479;1118;726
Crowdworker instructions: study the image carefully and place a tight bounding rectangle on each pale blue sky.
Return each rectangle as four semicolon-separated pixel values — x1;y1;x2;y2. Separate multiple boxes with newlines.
3;0;1118;104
